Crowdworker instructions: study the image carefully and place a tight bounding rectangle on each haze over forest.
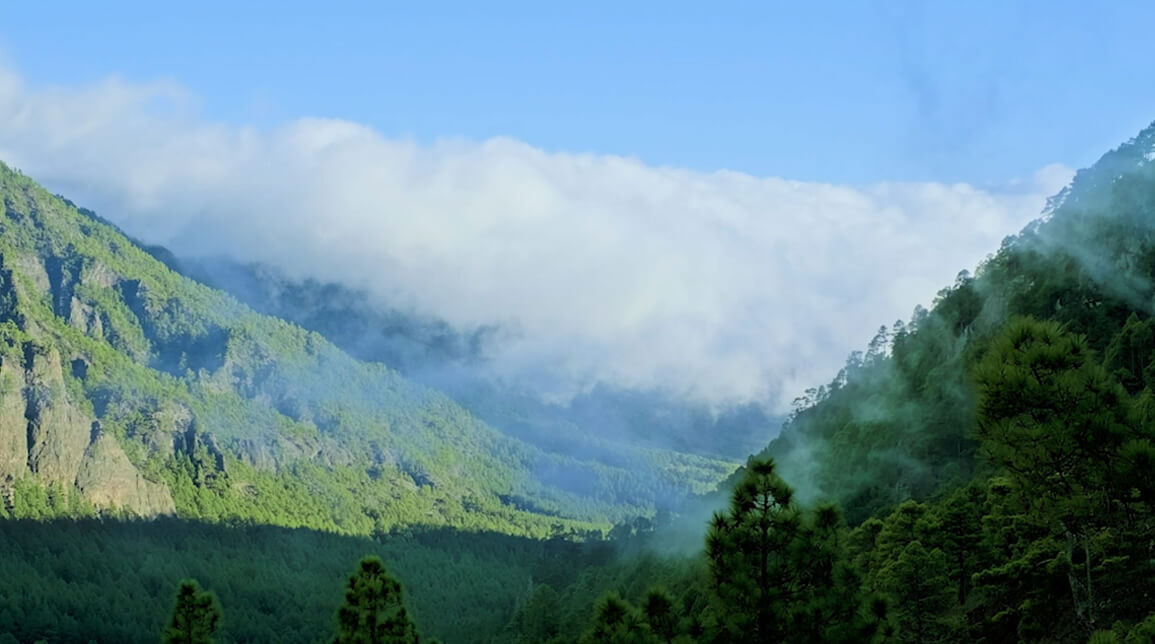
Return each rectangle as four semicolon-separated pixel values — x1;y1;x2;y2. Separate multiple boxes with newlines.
0;61;1074;409
2;4;1155;644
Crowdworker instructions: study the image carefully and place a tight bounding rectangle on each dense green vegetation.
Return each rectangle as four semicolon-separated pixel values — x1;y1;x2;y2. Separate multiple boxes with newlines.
164;580;221;644
176;257;778;462
761;123;1155;522
333;556;427;644
499;316;1155;642
6;118;1155;642
0;161;741;539
491;125;1155;642
0;517;623;643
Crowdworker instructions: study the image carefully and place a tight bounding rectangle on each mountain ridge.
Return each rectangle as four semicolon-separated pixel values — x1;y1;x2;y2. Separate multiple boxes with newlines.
0;161;735;534
757;120;1155;521
161;253;780;462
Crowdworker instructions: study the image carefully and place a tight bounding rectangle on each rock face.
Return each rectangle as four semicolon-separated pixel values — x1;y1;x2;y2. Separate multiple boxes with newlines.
68;297;105;337
0;230;178;517
0;355;27;481
76;432;175;515
25;346;91;485
0;342;174;516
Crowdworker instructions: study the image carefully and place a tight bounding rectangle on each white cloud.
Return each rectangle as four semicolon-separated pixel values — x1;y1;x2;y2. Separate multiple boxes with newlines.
0;65;1073;408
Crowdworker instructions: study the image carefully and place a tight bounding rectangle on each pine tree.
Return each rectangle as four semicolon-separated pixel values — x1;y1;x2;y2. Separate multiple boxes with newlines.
1103;313;1155;394
705;458;882;643
877;541;952;643
513;585;562;644
931;485;984;607
333;556;419;644
579;592;649;644
640;588;678;644
975;317;1135;632
163;579;221;644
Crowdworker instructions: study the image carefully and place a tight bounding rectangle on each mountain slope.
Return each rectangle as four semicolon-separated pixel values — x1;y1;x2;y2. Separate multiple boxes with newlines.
759;121;1155;523
0;161;731;533
163;256;776;463
0;518;597;644
489;123;1155;644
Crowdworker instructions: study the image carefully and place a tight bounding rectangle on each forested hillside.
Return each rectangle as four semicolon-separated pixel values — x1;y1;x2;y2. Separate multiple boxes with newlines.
0;161;738;537
762;120;1155;520
168;257;775;462
495;124;1155;642
7;118;1155;644
0;518;620;643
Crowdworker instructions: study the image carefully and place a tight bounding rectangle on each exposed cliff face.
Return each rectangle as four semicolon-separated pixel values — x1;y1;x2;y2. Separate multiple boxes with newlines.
0;234;174;516
0;341;174;516
76;432;175;514
0;355;27;480
24;345;90;485
0;162;736;535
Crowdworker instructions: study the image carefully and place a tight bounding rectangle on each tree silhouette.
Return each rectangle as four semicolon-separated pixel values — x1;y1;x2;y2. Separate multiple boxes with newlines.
640;588;678;643
705;458;883;643
163;579;221;644
579;592;649;644
333;556;419;644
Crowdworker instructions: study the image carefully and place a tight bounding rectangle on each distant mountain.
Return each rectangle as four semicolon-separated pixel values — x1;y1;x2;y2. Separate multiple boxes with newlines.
0;161;735;534
171;256;782;463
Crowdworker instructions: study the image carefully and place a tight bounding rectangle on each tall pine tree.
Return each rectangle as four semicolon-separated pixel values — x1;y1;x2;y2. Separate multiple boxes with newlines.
163;579;221;644
333;556;420;644
705;458;883;643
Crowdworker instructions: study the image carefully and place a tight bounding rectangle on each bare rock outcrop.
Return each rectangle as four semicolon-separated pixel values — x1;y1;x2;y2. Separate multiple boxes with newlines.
0;342;175;516
76;431;175;515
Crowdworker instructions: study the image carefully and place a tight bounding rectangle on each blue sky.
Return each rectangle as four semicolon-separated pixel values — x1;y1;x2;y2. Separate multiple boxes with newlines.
4;1;1154;185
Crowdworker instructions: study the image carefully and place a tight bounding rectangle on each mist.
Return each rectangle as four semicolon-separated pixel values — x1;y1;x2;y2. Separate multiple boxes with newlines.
0;63;1073;409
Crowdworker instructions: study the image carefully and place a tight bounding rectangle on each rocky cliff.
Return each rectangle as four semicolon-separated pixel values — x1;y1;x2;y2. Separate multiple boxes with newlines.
0;161;730;535
0;340;174;515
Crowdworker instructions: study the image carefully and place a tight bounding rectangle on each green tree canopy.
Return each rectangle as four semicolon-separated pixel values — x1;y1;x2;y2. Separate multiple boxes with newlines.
163;579;221;644
579;592;649;644
333;556;419;644
705;458;883;643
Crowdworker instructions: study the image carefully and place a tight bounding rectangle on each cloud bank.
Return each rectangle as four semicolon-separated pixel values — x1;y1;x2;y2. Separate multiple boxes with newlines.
0;65;1072;407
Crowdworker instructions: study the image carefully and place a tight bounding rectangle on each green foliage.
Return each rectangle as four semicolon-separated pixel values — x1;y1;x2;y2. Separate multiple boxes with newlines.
876;541;952;643
0;517;598;643
1103;313;1155;393
509;123;1155;644
640;588;679;644
509;585;564;644
333;556;419;644
704;458;881;643
164;579;222;644
928;484;984;606
0;160;728;538
974;318;1153;635
975;317;1130;520
704;458;800;641
580;593;650;644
